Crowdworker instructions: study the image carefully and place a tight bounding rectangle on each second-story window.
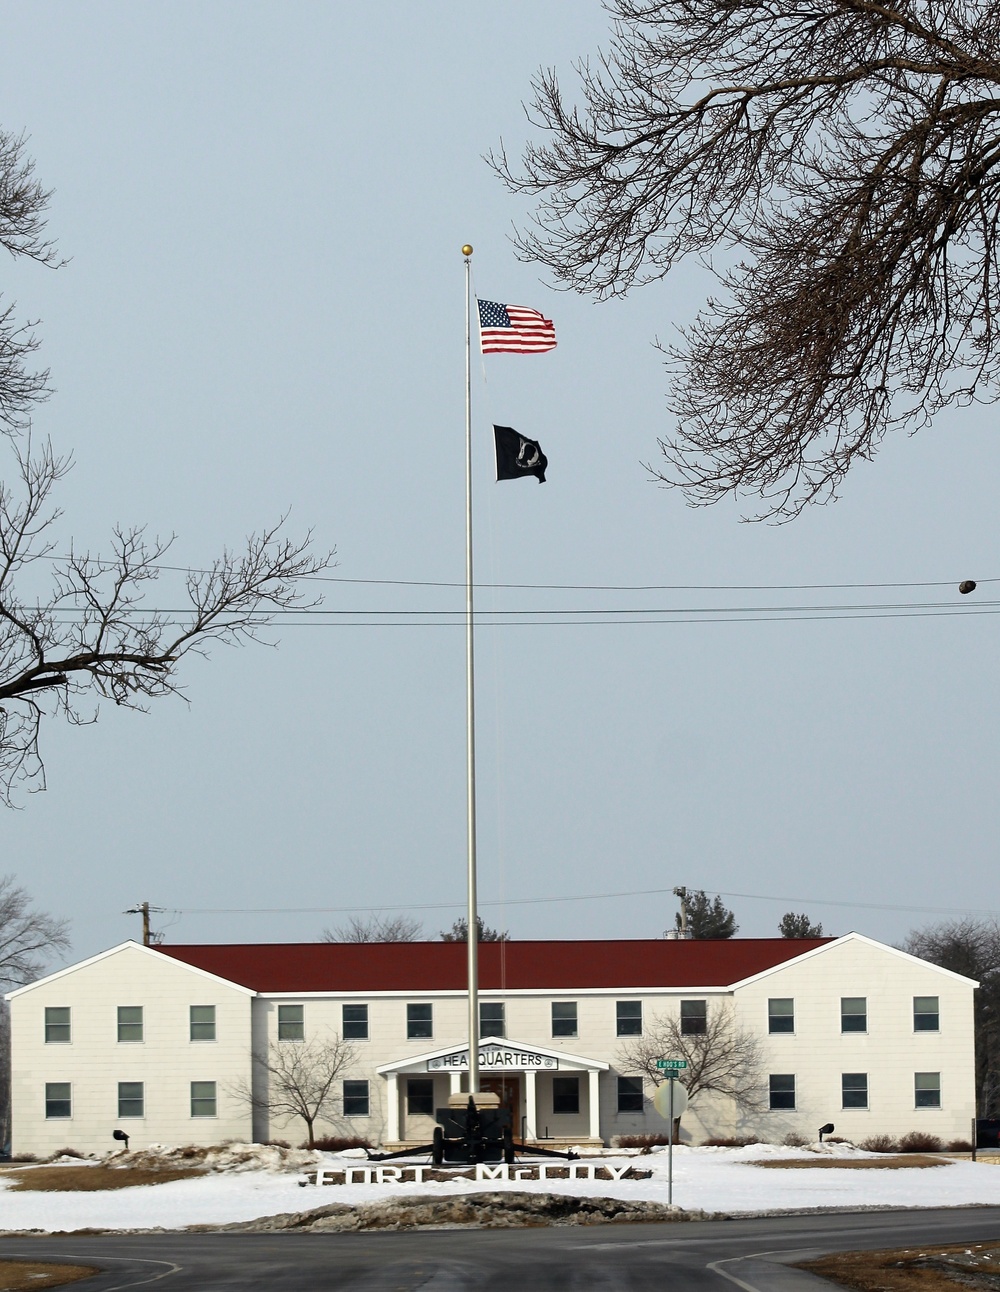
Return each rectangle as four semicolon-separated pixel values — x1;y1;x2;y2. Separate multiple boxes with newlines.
768;999;794;1034
552;1002;578;1038
841;997;867;1033
914;996;940;1032
44;1006;71;1043
190;1006;216;1041
407;1003;433;1040
480;1001;505;1037
616;1001;642;1037
680;1000;707;1035
342;1004;369;1040
117;1006;143;1043
278;1004;304;1041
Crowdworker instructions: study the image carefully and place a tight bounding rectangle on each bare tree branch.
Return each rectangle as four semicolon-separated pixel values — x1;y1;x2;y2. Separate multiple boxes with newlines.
322;915;423;943
0;873;70;990
496;0;1000;518
230;1036;358;1148
618;1002;765;1114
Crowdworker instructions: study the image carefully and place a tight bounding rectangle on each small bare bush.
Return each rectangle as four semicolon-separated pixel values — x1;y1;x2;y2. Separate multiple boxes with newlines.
946;1139;973;1152
859;1134;899;1153
306;1135;372;1152
701;1135;761;1148
51;1147;84;1159
898;1130;943;1153
782;1132;808;1148
615;1133;673;1150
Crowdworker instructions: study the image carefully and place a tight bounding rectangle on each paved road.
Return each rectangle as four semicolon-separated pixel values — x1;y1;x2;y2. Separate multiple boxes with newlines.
4;1208;1000;1290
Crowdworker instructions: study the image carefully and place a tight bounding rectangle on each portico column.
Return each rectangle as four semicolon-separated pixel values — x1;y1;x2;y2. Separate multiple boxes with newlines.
386;1073;399;1143
525;1069;537;1140
588;1070;601;1142
449;1071;462;1096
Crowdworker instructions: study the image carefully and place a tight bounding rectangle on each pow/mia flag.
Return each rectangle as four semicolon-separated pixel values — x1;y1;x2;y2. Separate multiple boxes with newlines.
493;424;547;484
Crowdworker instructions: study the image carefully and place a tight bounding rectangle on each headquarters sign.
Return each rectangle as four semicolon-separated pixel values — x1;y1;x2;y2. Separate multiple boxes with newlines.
427;1044;559;1072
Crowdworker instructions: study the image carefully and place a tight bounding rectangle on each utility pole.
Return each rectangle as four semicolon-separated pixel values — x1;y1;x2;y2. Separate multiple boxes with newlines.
672;886;689;940
124;902;164;947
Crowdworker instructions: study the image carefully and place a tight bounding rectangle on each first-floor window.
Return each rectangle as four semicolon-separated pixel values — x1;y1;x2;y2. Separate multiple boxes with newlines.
617;1076;643;1113
406;1078;434;1117
190;1080;217;1117
769;1074;796;1110
277;1004;304;1041
45;1082;71;1119
915;1072;941;1109
118;1081;144;1117
552;1076;580;1115
842;1072;868;1109
343;1079;370;1117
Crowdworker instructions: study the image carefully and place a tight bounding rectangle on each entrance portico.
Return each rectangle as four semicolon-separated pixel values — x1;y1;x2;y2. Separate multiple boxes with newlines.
377;1039;609;1147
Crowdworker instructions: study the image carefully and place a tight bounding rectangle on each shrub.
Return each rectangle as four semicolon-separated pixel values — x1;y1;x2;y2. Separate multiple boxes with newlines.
859;1134;899;1153
701;1135;762;1148
898;1130;943;1153
615;1133;674;1150
306;1136;372;1152
263;1140;291;1149
946;1139;973;1153
51;1147;84;1159
782;1132;809;1148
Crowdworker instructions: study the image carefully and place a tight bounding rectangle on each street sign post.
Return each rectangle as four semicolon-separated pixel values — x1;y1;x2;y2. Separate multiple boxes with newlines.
652;1064;689;1204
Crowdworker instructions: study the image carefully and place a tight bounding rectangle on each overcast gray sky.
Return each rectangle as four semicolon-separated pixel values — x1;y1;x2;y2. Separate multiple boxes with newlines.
1;1;996;963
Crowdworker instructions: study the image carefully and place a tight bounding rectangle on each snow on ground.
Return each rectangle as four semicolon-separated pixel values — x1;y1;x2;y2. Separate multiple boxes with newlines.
3;1142;1000;1233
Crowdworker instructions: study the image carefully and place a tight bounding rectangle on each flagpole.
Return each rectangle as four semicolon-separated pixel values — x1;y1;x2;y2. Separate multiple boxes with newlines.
462;243;481;1099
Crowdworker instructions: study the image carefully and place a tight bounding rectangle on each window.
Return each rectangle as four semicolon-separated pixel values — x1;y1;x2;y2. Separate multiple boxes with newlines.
914;996;940;1032
117;1006;143;1042
552;1002;578;1038
552;1076;580;1114
44;1006;71;1044
118;1081;144;1118
842;1072;868;1109
407;1078;434;1117
480;1001;505;1038
189;1006;216;1042
342;1004;369;1040
45;1082;71;1119
190;1081;217;1117
278;1004;304;1041
616;1001;642;1037
617;1076;644;1112
406;1003;433;1040
915;1072;941;1109
680;1000;707;1035
841;997;867;1033
768;999;794;1034
343;1079;370;1117
769;1074;796;1110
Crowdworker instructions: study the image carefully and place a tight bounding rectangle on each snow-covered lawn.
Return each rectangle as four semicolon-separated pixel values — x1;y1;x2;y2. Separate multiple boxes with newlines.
3;1142;1000;1233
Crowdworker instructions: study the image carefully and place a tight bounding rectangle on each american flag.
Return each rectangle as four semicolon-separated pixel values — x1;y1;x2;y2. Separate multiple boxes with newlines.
478;299;557;354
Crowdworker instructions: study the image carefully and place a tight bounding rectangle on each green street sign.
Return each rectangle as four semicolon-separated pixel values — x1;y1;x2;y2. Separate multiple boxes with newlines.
656;1058;688;1070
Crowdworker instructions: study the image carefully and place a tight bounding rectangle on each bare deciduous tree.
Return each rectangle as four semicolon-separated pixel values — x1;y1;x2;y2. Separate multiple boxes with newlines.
902;917;1000;1115
0;129;334;801
233;1035;358;1149
0;873;69;989
619;1002;765;1120
321;915;423;943
496;0;1000;518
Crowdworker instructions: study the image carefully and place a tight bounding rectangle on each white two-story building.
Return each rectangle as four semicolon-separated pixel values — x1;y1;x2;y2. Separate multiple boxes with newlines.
6;932;976;1157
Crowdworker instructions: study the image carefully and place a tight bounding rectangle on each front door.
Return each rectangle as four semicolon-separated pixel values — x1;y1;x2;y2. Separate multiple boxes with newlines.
481;1075;521;1136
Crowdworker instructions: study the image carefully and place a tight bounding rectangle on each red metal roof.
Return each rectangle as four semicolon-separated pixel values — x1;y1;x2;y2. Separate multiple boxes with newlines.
154;938;832;993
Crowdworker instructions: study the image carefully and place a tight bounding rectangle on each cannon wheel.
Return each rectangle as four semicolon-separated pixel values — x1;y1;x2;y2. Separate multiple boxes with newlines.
503;1126;515;1166
432;1125;445;1167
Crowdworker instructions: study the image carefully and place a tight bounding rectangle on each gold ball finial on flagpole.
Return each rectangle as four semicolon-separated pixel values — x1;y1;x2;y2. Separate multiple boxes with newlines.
462;244;473;257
